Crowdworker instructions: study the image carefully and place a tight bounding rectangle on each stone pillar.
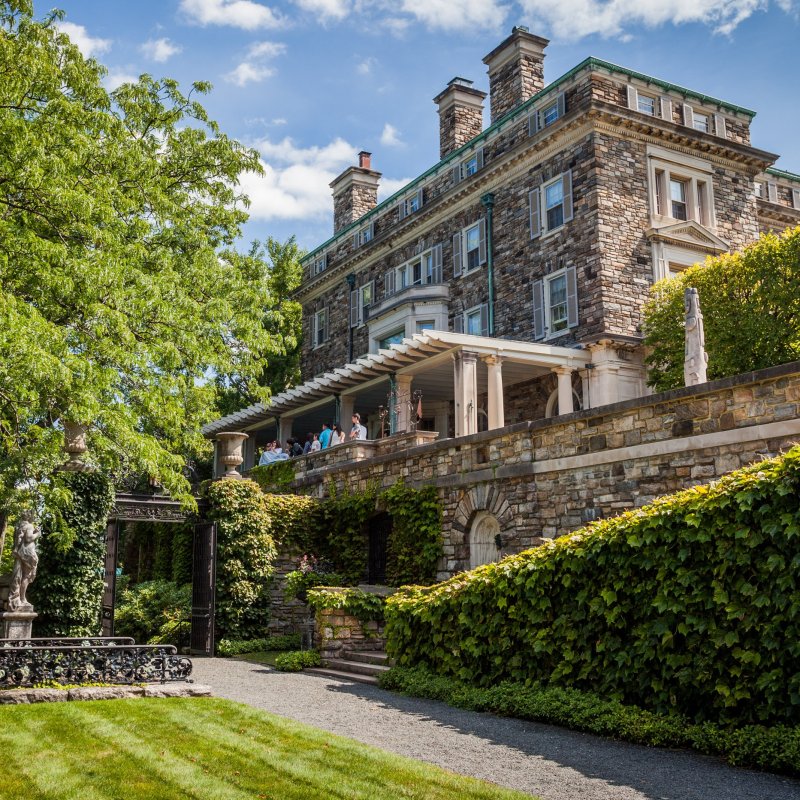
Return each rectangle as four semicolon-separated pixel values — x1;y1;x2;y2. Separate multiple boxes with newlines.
452;353;463;437
457;351;479;436
433;404;450;439
553;366;575;415
395;374;413;433
216;432;249;479
278;417;294;448
484;355;505;430
340;395;355;430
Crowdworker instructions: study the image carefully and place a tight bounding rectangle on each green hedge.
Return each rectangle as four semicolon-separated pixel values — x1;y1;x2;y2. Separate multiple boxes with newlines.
217;634;301;656
385;447;800;726
380;666;800;777
274;650;322;672
31;472;114;636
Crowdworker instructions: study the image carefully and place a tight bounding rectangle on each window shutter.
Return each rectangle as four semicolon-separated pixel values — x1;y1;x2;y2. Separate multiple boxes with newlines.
321;308;329;342
384;269;395;298
452;232;462;277
478;218;487;265
479;304;489;337
683;103;694;128
432;243;443;283
416;187;424;208
529;189;540;239
660;96;672;122
453;313;464;334
452;164;462;185
322;253;328;270
476;148;484;171
714;114;727;139
792;189;800;209
398;200;406;221
562;170;574;223
369;221;375;239
767;182;778;203
350;289;359;327
556;91;566;119
626;85;637;110
532;280;545;340
528;112;539;136
353;232;360;248
566;266;578;328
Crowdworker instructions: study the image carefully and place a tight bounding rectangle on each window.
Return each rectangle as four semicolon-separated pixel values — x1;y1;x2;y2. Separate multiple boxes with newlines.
353;222;375;248
379;329;405;350
648;147;715;227
386;245;443;298
669;178;688;220
416;320;435;333
528;92;566;135
451;148;484;185
754;181;764;198
627;85;672;121
542;100;560;126
398;188;424;220
637;93;656;116
313;308;328;348
453;221;486;276
693;112;709;133
454;304;489;336
532;266;578;340
350;280;374;327
530;171;573;238
463;155;479;177
313;253;327;276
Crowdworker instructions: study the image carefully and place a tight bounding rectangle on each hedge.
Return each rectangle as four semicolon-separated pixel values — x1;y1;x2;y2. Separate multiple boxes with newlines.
380;666;800;777
216;634;301;656
385;447;800;726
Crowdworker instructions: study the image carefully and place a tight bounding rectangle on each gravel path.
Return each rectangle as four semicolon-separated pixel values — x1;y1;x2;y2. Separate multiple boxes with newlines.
191;657;800;800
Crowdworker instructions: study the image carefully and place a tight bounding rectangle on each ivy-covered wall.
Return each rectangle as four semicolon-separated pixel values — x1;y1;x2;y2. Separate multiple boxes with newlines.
31;471;115;636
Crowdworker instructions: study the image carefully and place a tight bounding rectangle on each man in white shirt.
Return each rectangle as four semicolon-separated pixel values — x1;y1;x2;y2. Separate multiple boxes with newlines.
350;412;367;440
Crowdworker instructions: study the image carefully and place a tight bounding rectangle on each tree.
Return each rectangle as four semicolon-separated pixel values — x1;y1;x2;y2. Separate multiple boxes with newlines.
0;1;279;511
642;226;800;392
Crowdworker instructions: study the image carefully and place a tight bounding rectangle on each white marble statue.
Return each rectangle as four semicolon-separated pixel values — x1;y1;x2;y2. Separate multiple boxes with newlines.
684;287;708;387
7;515;41;612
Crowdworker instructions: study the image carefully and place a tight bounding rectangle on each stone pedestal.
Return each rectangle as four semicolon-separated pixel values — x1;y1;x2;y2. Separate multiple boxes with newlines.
2;611;37;640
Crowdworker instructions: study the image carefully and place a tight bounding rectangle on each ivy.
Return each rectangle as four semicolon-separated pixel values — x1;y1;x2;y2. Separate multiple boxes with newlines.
306;587;386;626
249;461;296;494
31;471;114;637
385;446;800;727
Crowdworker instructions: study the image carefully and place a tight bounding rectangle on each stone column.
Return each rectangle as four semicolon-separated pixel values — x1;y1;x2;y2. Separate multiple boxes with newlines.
340;395;355;429
216;432;249;479
278;417;295;448
484;355;505;430
395;374;413;433
452;353;463;437
456;351;479;436
553;366;575;415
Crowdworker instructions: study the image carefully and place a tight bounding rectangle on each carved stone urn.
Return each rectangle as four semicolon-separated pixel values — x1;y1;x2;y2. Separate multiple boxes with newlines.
216;432;249;479
61;421;91;472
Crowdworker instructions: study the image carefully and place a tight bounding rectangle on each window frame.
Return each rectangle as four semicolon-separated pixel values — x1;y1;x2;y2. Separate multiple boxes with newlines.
637;93;656;116
647;147;716;228
313;308;328;349
313;252;327;276
545;271;569;336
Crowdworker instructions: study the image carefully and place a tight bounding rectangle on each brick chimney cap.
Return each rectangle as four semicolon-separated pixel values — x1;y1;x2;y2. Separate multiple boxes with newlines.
358;151;372;169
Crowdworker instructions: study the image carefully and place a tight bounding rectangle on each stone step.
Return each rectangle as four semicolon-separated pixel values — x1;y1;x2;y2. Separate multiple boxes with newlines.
340;650;390;666
325;658;390;677
304;666;379;686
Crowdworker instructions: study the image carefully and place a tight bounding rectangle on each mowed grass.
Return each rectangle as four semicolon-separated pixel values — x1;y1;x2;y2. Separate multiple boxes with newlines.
234;651;281;666
0;697;536;800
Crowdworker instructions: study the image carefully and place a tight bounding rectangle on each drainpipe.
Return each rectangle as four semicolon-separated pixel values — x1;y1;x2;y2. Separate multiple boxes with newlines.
345;273;356;362
481;193;496;336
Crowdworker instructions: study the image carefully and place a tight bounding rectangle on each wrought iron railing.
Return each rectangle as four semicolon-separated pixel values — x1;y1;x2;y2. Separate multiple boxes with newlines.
0;637;135;648
0;643;192;688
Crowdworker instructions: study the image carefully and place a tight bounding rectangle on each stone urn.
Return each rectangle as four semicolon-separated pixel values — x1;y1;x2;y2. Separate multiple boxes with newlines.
216;432;249;479
60;421;90;472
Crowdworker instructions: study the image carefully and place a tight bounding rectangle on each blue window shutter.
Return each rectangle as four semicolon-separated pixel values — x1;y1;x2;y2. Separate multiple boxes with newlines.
478;219;487;265
529;189;540;238
532;279;545;340
452;164;462;185
562;170;574;223
566;266;578;328
453;232;462;277
556;92;566;119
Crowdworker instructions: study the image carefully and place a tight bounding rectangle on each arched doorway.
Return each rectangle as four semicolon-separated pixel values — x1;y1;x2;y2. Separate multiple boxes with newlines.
469;511;500;569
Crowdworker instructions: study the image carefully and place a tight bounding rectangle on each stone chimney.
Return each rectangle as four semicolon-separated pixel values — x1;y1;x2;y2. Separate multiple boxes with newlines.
483;26;549;123
330;151;381;234
433;78;487;160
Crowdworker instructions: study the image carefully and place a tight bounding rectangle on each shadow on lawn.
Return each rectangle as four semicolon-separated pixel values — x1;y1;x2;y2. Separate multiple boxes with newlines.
319;678;800;800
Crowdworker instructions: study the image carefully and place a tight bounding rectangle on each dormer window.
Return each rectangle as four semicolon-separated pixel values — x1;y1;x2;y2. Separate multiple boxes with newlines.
398;188;424;220
353;222;375;248
528;92;565;135
637;93;656;116
452;148;484;185
693;112;710;133
313;252;328;275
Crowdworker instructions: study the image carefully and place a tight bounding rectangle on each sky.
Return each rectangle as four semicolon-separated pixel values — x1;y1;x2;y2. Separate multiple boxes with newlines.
46;0;800;252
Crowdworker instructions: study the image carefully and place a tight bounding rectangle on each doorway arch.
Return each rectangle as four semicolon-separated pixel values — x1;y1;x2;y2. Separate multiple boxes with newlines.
469;511;500;569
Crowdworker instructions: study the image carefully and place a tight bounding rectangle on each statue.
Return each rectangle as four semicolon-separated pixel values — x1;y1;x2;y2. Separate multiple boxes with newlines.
7;515;41;612
684;287;708;386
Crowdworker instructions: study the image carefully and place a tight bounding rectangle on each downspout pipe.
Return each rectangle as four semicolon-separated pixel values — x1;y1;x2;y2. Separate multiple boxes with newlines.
481;193;496;336
345;272;356;362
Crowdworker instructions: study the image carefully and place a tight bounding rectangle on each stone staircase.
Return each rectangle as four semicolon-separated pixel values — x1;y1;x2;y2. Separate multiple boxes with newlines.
305;649;390;686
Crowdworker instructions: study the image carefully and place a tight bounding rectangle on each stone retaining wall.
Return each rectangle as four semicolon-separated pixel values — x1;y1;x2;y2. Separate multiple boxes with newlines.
316;607;386;659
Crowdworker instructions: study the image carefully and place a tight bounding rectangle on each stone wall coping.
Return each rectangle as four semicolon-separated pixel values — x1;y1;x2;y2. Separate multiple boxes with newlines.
0;683;212;705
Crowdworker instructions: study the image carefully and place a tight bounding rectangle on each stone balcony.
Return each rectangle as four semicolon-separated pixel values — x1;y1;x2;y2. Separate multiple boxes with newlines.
366;282;449;323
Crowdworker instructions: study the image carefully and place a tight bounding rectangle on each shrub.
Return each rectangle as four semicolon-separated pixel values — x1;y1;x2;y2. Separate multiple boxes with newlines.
284;554;344;600
274;650;322;672
216;634;301;656
306;587;386;625
380;666;800;777
385;447;800;726
114;580;191;645
31;471;115;636
205;479;277;641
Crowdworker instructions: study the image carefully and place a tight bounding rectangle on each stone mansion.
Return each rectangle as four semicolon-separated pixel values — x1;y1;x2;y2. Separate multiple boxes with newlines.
206;27;800;486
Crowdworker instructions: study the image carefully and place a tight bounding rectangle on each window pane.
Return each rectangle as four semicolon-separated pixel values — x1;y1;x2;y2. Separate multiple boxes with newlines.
543;102;558;126
465;225;480;270
670;179;687;220
549;275;568;332
466;310;482;336
637;95;655;115
416;321;434;333
423;253;433;282
379;330;405;349
413;260;422;284
545;181;563;209
693;114;709;133
464;156;478;176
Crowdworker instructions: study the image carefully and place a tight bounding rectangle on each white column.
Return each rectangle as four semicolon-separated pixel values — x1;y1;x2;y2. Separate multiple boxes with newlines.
433;404;449;439
278;416;294;447
461;351;478;436
553;366;575;415
395;374;413;433
340;395;355;429
484;355;505;430
452;353;463;437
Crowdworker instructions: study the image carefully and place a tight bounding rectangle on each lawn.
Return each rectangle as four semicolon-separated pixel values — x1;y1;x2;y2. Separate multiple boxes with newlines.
0;697;535;799
234;650;282;666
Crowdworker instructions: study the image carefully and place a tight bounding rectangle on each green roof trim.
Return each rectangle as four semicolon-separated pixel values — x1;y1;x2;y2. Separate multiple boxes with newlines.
766;167;800;183
302;57;756;265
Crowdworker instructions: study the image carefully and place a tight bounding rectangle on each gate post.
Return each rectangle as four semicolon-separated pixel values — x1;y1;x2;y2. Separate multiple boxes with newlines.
190;521;217;656
101;520;120;636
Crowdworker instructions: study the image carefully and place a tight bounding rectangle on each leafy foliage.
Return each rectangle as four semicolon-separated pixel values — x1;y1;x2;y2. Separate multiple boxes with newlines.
273;649;322;672
643;226;800;391
31;471;114;636
306;587;386;625
216;634;301;656
383;482;442;586
284;555;344;601
260;493;319;552
381;666;800;777
114;579;191;645
206;479;276;641
249;461;297;494
385;447;800;726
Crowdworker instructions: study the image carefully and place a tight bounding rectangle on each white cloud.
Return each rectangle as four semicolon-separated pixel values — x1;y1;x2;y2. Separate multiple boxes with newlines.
356;56;377;75
380;123;404;147
247;40;287;58
58;21;112;57
272;117;288;125
379;177;415;200
398;0;509;31
140;37;183;62
103;70;139;91
179;0;284;29
225;62;276;86
293;0;351;20
516;0;772;39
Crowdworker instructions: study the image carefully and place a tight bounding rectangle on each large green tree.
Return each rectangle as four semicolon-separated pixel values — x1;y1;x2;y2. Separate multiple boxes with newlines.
0;1;279;510
643;226;800;392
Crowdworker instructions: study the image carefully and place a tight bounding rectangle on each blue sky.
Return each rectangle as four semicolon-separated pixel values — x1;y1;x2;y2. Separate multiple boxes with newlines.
49;0;800;252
